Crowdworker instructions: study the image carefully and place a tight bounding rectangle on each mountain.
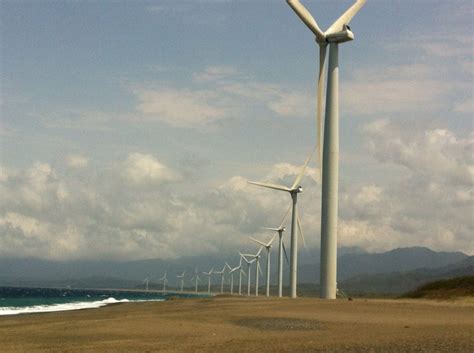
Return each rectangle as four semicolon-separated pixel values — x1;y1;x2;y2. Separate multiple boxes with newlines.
338;256;474;296
0;247;469;292
297;246;468;283
401;275;474;299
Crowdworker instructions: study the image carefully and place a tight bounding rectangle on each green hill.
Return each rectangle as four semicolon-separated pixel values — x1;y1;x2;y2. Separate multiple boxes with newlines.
401;276;474;299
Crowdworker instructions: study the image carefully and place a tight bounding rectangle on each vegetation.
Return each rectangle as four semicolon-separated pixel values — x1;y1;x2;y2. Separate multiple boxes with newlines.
401;276;474;299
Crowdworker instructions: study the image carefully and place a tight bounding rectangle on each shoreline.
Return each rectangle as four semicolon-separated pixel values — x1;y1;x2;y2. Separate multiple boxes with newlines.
1;296;473;352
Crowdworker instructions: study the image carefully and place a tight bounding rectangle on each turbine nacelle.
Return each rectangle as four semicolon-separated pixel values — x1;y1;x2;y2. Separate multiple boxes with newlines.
325;25;354;43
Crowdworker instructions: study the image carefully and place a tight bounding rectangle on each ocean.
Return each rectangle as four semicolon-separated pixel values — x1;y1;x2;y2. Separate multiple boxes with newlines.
0;286;205;316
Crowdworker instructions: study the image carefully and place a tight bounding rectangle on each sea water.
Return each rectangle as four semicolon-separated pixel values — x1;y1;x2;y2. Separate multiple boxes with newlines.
0;287;204;316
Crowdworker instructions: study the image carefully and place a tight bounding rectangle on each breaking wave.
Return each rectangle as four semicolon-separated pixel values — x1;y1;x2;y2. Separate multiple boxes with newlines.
0;297;162;316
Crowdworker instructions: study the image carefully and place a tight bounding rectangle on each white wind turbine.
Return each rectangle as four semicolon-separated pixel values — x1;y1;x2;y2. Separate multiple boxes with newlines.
249;234;277;297
213;264;229;294
229;259;245;295
262;207;291;297
240;253;256;296
202;268;213;294
158;272;168;293
176;271;186;292
248;149;312;298
143;277;150;292
241;248;264;297
287;0;367;299
190;268;201;293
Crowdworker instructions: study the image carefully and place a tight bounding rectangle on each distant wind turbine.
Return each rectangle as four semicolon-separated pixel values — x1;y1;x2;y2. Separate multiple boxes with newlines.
249;234;277;297
248;148;313;298
262;207;291;297
241;248;264;297
158;272;168;293
143;277;150;292
190;268;200;293
229;259;245;295
213;264;229;294
240;253;256;296
176;271;186;292
202;268;213;294
286;0;367;299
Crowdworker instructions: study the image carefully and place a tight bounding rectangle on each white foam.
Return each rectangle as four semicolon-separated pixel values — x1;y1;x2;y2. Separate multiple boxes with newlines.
0;297;162;316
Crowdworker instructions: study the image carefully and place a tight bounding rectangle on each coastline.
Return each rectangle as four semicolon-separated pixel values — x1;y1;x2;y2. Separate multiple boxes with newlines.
1;296;473;352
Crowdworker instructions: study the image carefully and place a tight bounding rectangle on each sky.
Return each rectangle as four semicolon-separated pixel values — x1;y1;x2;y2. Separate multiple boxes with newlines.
0;0;472;261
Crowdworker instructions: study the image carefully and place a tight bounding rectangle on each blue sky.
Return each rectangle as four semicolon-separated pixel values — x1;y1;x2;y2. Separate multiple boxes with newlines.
1;1;472;260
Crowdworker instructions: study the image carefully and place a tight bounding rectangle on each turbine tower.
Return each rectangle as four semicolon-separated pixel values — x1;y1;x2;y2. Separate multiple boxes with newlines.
287;0;367;299
176;271;186;292
262;207;291;297
213;264;230;294
240;253;255;296
202;268;213;294
143;277;150;292
249;234;277;297
248;149;312;298
158;272;168;293
191;268;200;293
229;259;246;295
241;248;263;297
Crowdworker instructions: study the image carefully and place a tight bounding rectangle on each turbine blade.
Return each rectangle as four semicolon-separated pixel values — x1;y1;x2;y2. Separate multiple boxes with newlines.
297;212;306;248
291;147;316;190
282;241;290;266
248;181;291;193
325;0;367;35
261;227;280;231
240;253;250;263
286;0;325;42
256;246;264;257
278;204;292;229
257;262;263;277
267;233;277;247
317;44;327;178
249;236;267;247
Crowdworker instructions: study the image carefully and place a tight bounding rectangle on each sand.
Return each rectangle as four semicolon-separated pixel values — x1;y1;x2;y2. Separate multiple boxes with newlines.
1;296;473;352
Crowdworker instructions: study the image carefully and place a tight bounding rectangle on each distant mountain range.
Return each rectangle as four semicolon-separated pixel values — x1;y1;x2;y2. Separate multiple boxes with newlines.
338;255;474;296
0;247;471;296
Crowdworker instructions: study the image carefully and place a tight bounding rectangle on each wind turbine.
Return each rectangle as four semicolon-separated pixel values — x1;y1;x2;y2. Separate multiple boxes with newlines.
229;259;245;295
241;248;264;297
202;268;213;294
143;277;150;292
213;264;229;294
158;272;168;293
249;234;277;297
176;271;186;292
287;0;367;299
191;268;200;293
248;149;312;298
240;253;256;296
262;207;291;297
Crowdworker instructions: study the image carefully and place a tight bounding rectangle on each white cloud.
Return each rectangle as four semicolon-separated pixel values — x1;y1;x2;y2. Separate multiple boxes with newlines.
453;97;473;114
342;64;449;116
134;88;228;127
268;92;313;118
193;65;239;82
130;67;313;128
340;119;474;254
120;153;180;185
66;154;89;169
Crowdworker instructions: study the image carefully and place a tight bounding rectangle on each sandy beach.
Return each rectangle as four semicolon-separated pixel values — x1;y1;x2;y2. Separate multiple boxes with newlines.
1;296;473;352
